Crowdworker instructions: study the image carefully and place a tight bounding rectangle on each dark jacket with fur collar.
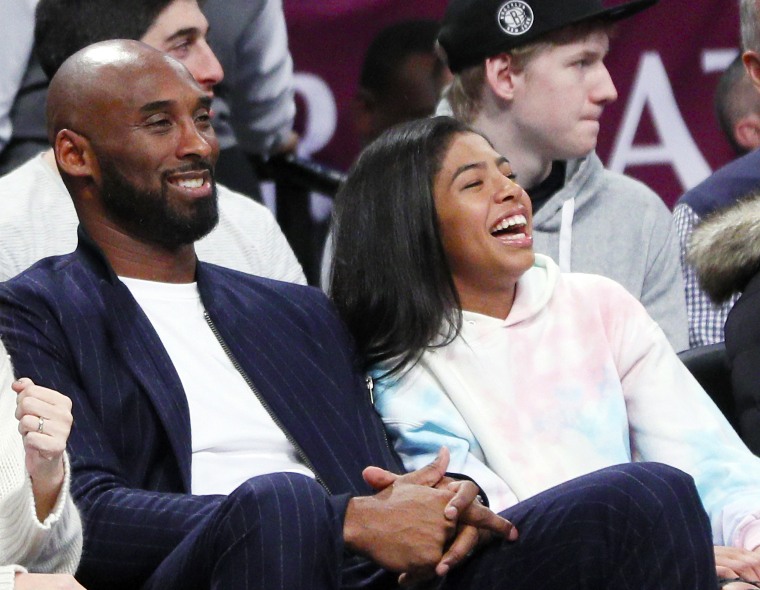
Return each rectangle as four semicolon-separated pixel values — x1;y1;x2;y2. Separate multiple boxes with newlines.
689;191;760;454
688;191;760;305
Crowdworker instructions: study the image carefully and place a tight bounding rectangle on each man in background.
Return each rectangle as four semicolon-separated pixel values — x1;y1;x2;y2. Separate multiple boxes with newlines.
352;19;451;147
437;0;688;351
716;53;760;157
675;0;760;347
321;19;451;288
0;0;304;285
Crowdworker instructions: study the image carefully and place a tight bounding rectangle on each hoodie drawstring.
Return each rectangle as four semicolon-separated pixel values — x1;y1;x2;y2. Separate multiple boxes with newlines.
558;198;575;273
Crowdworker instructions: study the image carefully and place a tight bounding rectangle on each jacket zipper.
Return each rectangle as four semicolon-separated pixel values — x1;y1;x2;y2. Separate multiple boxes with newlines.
365;375;392;451
203;310;329;493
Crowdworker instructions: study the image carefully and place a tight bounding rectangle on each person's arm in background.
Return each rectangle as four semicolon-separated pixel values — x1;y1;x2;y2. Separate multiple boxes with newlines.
0;0;37;155
637;197;689;352
0;349;83;589
205;0;296;158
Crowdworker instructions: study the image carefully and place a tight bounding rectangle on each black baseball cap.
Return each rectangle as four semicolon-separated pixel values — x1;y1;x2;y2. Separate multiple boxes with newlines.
438;0;658;73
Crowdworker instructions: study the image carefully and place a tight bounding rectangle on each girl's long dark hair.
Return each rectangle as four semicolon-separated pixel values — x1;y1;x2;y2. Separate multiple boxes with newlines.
330;116;476;377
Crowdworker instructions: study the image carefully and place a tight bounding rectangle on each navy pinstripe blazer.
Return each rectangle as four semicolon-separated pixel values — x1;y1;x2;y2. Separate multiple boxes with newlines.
0;231;403;589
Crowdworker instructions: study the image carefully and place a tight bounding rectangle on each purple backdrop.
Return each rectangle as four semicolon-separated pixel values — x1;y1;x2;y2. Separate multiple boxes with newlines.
284;0;741;207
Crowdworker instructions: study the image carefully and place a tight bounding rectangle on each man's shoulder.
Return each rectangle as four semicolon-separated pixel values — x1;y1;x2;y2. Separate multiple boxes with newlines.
197;263;346;349
571;158;671;222
0;154;62;195
595;166;662;205
216;183;276;225
0;154;76;253
568;154;664;208
677;150;760;215
199;261;328;310
202;183;306;283
0;251;84;312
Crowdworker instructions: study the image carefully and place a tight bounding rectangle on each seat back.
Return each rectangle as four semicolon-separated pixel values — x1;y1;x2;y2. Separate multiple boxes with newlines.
677;342;737;429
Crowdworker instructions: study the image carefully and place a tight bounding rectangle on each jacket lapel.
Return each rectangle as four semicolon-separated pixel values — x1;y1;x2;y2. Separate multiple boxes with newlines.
79;231;194;491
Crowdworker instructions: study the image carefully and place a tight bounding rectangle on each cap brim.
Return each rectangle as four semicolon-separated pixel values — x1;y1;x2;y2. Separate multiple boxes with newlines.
594;0;658;22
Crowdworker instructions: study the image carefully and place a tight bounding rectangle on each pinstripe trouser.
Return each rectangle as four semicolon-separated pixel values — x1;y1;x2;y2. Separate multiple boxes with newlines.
142;462;716;590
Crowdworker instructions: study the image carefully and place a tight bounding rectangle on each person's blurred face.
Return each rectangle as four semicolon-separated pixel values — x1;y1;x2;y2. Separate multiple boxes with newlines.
90;56;220;248
508;29;617;161
433;131;534;307
140;0;224;96
357;53;452;146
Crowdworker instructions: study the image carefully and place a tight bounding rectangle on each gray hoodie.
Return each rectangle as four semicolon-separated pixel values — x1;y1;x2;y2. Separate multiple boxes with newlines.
532;152;688;351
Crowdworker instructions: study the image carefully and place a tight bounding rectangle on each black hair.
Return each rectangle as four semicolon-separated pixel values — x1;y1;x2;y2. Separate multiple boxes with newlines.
359;19;442;98
330;116;478;378
34;0;182;79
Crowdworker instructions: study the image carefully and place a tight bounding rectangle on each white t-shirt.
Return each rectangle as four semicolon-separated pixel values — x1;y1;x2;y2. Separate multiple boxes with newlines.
122;276;314;495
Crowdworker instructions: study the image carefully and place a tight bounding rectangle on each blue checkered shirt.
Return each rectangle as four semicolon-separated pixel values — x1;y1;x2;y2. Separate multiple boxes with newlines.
674;202;737;347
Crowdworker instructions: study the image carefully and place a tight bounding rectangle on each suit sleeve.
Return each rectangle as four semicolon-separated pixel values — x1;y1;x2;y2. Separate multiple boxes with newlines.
604;282;760;549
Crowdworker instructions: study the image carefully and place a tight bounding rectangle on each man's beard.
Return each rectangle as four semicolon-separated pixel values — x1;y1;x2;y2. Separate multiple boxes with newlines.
99;158;219;249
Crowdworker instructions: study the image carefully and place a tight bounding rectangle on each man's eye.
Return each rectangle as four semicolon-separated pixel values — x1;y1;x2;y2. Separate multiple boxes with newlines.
168;40;192;57
145;117;172;130
195;113;212;127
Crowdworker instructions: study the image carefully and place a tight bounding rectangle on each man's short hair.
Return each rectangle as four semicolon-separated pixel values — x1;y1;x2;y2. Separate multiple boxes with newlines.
715;53;760;155
34;0;188;79
359;20;442;98
741;0;760;53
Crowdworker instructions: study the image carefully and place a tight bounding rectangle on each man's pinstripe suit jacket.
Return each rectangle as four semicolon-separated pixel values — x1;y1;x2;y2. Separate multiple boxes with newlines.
0;230;403;589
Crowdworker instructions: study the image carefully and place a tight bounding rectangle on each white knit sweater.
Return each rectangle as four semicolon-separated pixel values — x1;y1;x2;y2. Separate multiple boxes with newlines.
0;344;82;589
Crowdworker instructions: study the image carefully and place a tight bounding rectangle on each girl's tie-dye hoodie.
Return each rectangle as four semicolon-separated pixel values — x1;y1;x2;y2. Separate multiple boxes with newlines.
374;254;760;549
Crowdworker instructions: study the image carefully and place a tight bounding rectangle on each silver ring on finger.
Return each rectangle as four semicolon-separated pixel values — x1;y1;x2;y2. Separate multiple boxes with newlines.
37;416;45;434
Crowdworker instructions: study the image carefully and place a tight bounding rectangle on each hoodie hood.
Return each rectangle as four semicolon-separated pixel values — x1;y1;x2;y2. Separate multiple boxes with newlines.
457;254;559;332
505;253;559;325
532;154;596;230
688;191;760;303
532;154;599;273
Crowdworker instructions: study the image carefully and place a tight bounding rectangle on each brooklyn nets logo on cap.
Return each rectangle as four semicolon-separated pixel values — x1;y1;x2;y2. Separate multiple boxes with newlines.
497;0;534;36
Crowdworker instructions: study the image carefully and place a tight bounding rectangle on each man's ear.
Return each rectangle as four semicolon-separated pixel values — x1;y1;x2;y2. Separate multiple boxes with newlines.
54;129;96;179
734;113;760;153
484;53;517;101
351;88;376;143
743;50;760;94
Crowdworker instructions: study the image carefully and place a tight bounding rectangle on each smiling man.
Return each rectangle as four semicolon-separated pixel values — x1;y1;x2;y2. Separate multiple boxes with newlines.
438;0;688;351
0;0;304;285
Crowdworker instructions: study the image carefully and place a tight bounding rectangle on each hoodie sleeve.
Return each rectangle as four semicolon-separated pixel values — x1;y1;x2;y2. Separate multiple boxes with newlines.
605;282;760;548
372;367;519;514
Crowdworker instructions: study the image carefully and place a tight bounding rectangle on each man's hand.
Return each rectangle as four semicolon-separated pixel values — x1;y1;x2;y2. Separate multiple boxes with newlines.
353;448;516;584
13;378;74;521
432;478;517;579
343;450;458;580
715;545;760;585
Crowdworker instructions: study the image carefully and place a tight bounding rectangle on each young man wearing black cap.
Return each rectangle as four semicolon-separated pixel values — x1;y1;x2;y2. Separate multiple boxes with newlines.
438;0;689;353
